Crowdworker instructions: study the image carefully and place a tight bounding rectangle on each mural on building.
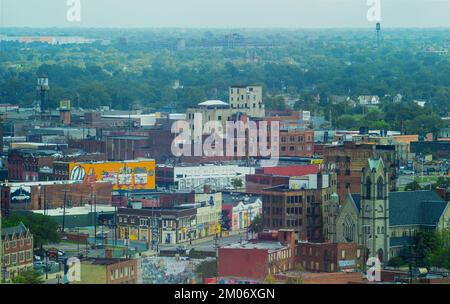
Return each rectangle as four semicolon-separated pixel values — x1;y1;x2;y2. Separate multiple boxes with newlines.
139;257;201;284
10;186;32;204
69;160;156;190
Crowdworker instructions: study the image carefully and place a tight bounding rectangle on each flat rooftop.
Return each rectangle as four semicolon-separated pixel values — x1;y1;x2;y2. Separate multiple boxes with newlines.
32;204;116;216
221;241;286;252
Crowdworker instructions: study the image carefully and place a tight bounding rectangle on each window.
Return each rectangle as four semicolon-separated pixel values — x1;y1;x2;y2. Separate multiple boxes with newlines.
377;177;384;199
365;177;372;198
140;219;148;226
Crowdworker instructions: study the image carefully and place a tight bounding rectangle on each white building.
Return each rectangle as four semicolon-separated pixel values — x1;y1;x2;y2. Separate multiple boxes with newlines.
158;164;256;191
358;95;380;105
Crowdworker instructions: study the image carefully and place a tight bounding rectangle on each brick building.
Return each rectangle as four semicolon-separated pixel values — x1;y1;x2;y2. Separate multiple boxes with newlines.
7;149;55;182
323;142;397;203
245;174;290;195
103;128;174;162
245;165;320;195
75;258;138;284
0;180;113;216
0;222;34;280
218;230;296;281
262;173;337;242
67;138;106;155
117;207;197;246
296;242;363;272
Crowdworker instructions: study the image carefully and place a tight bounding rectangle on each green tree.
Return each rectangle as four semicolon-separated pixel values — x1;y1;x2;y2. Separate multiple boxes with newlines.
387;256;405;269
405;181;422;191
231;178;243;189
2;214;60;249
248;214;264;233
405;114;444;138
11;268;45;284
336;115;359;130
195;259;218;281
426;229;450;269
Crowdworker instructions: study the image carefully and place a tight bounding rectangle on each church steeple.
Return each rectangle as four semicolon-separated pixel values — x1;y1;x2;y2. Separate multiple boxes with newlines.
360;157;390;264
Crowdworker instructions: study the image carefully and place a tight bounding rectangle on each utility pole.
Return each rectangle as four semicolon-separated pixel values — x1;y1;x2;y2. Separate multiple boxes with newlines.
77;227;80;258
62;188;68;233
44;187;47;216
94;194;97;245
114;204;118;246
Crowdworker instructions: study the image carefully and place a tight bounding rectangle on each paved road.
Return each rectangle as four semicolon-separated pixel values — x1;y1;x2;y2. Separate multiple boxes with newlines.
397;175;414;188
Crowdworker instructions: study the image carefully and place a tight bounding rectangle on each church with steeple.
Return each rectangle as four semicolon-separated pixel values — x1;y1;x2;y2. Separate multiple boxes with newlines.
325;157;450;264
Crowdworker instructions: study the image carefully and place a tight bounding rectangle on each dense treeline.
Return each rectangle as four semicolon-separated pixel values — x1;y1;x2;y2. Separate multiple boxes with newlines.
0;29;449;127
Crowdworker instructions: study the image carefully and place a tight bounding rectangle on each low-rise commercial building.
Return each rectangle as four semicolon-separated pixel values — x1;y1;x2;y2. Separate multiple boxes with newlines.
74;258;137;284
296;242;363;273
222;193;262;231
218;230;296;281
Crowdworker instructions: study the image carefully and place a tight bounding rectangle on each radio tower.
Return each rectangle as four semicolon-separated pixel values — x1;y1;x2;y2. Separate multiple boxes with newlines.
376;22;382;48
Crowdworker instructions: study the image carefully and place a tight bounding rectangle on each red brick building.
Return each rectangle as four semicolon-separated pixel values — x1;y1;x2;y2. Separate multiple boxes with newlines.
7;149;55;182
296;242;363;273
245;174;289;195
1;222;34;280
323;142;397;203
218;230;296;281
0;180;113;216
261;173;336;242
246;165;320;195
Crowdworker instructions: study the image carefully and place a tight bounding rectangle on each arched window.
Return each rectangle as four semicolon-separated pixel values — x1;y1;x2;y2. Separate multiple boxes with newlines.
343;215;355;242
366;177;372;199
377;177;384;199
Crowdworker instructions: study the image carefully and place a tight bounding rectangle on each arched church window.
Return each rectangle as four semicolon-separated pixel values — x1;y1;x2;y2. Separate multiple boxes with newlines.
343;215;355;242
377;177;384;199
366;177;372;198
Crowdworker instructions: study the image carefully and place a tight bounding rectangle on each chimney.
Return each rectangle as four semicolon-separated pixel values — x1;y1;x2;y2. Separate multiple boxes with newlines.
278;229;296;248
60;109;71;126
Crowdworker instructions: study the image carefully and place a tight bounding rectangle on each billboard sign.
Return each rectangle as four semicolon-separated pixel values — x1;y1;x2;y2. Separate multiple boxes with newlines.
69;160;156;190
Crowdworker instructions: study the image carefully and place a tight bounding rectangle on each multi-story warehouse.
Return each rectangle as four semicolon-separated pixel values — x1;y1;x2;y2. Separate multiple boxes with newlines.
262;172;337;242
229;85;265;118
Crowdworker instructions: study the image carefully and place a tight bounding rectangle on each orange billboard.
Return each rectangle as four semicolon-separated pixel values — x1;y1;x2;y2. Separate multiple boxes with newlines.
69;159;155;190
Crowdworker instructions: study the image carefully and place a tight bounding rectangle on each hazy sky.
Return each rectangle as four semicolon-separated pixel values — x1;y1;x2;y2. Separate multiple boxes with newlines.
0;0;449;28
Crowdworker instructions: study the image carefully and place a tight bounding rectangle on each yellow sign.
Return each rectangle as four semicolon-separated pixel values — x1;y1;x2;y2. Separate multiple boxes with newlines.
69;159;156;190
311;159;324;165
